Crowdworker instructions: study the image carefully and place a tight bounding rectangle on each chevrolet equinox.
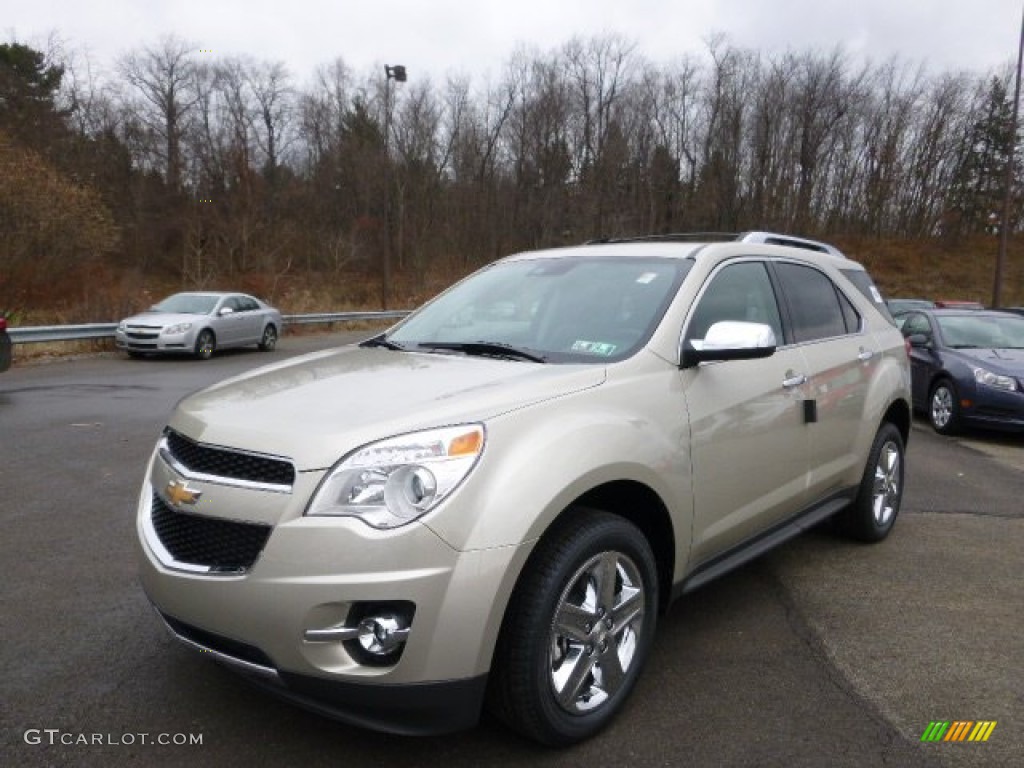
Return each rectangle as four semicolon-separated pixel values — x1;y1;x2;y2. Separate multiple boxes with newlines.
136;232;912;746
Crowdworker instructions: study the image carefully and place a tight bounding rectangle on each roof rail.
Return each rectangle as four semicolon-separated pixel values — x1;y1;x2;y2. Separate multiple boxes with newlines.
737;231;845;257
583;230;847;258
584;232;738;245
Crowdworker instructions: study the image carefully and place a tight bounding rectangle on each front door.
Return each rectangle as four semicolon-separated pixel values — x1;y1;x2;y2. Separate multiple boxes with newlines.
680;260;810;566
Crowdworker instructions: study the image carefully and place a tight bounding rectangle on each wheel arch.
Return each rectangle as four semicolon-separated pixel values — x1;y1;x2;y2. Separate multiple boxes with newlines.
571;481;676;614
881;397;911;447
489;478;676;654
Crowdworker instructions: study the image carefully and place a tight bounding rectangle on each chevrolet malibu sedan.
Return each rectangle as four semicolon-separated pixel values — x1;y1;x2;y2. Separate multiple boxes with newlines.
116;292;282;359
137;232;911;746
897;308;1024;433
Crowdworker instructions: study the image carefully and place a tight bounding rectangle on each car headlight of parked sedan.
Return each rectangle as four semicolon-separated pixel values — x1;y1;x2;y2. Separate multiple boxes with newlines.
973;366;1018;392
162;322;193;335
307;424;485;529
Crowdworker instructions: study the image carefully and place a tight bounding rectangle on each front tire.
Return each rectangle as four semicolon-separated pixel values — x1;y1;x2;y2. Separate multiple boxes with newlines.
194;329;215;360
839;422;904;542
929;378;961;435
488;509;658;746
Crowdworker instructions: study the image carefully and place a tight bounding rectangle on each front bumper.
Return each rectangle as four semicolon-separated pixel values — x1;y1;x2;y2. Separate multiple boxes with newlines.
156;610;488;734
136;450;527;733
961;384;1024;432
116;328;193;353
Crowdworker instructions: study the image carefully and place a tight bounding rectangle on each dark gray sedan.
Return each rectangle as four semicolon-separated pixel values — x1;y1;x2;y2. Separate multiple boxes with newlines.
897;308;1024;433
116;292;282;360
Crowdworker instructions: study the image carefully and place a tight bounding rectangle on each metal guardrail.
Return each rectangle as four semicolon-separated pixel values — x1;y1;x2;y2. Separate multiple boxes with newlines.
7;311;411;345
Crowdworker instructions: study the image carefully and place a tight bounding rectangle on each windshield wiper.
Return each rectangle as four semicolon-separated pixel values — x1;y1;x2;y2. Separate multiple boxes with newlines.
360;334;406;351
417;341;547;363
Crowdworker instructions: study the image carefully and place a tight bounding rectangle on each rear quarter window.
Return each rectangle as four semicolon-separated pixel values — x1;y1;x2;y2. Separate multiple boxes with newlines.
840;268;895;324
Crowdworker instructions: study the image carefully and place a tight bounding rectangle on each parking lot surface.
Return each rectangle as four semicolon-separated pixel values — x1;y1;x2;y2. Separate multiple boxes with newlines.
1;333;1020;767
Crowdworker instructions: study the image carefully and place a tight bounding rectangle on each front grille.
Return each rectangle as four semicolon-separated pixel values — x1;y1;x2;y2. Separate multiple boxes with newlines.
127;330;159;340
164;429;295;487
151;494;272;572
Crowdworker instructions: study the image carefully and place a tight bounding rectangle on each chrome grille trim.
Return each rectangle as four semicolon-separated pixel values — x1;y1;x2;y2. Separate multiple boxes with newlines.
159;431;294;494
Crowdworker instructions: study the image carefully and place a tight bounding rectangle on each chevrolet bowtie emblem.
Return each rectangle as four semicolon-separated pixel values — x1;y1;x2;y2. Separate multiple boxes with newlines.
165;479;202;507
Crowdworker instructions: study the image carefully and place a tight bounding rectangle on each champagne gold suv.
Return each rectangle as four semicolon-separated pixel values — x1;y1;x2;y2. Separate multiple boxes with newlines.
136;232;911;746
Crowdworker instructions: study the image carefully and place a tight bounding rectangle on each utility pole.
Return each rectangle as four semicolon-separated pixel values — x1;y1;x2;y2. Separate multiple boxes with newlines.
994;6;1024;308
382;64;406;310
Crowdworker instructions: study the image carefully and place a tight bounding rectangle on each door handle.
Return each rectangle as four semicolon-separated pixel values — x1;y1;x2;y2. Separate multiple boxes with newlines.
857;349;874;362
782;373;807;389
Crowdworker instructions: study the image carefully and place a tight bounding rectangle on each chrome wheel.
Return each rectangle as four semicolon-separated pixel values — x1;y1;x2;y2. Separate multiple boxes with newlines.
930;385;953;430
259;325;277;351
549;551;645;714
872;440;901;527
194;330;215;360
489;510;657;746
839;422;904;542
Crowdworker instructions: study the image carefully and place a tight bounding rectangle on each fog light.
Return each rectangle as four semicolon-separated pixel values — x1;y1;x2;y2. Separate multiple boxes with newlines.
303;601;416;667
356;614;411;655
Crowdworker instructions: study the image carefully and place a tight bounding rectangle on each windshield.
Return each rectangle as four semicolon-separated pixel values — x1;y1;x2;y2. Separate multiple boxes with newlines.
936;314;1024;349
152;294;220;315
388;256;692;363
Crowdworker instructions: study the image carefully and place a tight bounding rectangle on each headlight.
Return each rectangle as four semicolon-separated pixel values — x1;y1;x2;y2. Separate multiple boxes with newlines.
307;424;485;529
973;367;1017;392
163;322;192;335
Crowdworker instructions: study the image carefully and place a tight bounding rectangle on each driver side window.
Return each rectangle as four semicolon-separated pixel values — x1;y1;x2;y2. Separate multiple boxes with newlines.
685;262;784;346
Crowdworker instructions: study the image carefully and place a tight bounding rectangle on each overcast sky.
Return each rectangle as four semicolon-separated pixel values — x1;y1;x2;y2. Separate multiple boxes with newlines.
6;0;1023;86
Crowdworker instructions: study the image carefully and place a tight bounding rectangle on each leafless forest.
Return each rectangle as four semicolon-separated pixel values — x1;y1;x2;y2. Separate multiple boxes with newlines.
1;33;1021;320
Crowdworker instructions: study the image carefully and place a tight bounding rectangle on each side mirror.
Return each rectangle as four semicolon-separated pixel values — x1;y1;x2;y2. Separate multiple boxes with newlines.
681;321;777;369
219;307;235;317
907;333;930;348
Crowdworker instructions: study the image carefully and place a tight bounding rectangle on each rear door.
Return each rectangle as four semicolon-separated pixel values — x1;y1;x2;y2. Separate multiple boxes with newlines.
771;261;871;500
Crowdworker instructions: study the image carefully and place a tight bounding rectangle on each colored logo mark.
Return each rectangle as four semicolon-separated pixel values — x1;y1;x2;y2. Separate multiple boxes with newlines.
921;721;997;742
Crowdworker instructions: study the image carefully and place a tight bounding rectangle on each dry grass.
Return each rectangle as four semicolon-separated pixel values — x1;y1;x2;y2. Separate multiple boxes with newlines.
835;235;1024;306
5;235;1024;366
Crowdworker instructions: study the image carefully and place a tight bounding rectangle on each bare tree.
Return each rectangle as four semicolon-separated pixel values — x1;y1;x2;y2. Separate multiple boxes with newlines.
117;35;199;189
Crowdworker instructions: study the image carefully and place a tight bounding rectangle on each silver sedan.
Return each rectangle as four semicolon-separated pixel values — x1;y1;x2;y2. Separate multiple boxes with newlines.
116;292;283;360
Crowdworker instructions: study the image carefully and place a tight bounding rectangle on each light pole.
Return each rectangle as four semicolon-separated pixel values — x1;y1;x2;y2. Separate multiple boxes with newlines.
382;64;406;310
994;7;1024;308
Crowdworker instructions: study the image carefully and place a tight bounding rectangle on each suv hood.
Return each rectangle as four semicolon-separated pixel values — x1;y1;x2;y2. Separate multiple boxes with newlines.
168;346;606;470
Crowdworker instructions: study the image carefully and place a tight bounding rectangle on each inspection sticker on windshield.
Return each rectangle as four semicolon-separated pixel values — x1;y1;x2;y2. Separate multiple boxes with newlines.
636;272;658;284
571;340;618;356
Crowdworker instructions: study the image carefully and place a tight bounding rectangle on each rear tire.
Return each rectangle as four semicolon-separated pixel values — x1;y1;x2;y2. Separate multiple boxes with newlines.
488;509;658;746
194;329;215;360
839;422;904;543
258;324;278;351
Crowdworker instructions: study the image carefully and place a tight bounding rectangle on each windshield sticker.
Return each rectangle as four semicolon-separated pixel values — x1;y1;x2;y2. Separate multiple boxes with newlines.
571;340;618;356
636;272;658;284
